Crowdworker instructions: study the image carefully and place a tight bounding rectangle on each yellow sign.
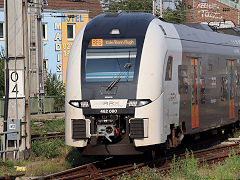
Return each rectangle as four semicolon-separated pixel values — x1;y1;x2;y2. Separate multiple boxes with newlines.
91;39;103;47
104;39;136;46
61;13;89;84
89;39;136;48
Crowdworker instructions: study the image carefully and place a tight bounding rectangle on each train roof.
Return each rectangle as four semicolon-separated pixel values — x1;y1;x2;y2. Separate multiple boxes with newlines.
173;23;240;48
84;13;155;38
86;13;240;49
216;27;240;36
184;23;213;32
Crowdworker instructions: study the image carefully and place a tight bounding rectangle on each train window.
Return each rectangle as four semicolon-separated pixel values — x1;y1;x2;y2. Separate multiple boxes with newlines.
85;48;137;82
178;65;188;94
165;56;173;81
220;76;228;101
200;77;206;104
208;64;213;71
237;67;240;85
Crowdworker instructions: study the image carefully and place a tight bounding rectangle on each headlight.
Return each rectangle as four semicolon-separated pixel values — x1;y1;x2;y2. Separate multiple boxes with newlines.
127;99;151;107
69;100;90;108
128;100;138;107
80;101;89;108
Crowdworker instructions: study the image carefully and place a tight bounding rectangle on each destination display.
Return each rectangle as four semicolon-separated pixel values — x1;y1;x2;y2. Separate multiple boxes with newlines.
89;39;136;48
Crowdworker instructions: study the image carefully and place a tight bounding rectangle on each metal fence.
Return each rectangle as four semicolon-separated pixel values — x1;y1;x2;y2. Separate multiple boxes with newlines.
0;96;65;117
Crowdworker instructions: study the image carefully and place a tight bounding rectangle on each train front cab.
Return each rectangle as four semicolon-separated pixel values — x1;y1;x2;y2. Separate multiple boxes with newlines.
65;16;182;155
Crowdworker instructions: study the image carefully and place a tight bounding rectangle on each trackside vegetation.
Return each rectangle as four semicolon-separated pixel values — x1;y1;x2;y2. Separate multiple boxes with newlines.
45;72;65;112
2;118;240;177
120;148;240;179
0;118;88;176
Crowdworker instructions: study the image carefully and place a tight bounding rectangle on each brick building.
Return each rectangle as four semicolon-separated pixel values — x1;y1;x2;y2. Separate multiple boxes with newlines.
185;0;239;27
44;0;102;18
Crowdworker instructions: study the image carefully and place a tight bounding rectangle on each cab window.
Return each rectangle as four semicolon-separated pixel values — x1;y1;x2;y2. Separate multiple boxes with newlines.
165;56;173;81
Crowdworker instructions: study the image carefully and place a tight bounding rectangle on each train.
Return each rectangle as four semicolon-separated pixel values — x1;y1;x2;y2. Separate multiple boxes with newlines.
65;13;240;156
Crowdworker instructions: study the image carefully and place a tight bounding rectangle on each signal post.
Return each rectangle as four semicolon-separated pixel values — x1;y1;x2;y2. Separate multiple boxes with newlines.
2;0;31;160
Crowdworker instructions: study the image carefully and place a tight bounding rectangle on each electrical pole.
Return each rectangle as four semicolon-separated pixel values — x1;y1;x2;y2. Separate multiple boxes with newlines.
28;0;44;113
4;0;31;160
153;0;156;15
23;0;31;156
159;0;163;18
36;0;44;114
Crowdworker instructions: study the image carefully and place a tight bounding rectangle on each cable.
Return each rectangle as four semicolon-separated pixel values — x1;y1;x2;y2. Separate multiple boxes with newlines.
3;0;9;132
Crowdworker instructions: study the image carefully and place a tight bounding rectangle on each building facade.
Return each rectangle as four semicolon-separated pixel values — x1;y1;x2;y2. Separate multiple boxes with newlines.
42;0;102;84
185;0;239;27
0;0;102;88
42;10;89;83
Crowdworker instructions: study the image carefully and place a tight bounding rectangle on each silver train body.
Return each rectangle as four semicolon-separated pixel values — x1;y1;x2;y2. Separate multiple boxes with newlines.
65;13;240;155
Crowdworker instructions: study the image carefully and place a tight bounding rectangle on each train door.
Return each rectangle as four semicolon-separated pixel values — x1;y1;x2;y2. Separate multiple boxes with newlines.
191;58;199;128
228;60;235;119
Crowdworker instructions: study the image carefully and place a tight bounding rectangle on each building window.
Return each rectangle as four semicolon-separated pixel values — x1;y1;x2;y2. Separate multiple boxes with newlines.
0;22;4;39
43;59;48;70
67;23;75;40
42;23;47;41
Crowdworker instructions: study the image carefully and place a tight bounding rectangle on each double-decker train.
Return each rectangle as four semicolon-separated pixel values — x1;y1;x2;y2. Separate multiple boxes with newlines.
65;13;240;156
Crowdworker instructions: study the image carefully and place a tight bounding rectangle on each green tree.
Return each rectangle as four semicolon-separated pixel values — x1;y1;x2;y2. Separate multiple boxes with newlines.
102;0;185;24
102;0;153;13
163;1;186;24
45;72;65;111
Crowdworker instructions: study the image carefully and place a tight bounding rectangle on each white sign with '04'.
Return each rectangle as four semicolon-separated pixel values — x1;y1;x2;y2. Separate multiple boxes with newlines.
9;70;24;98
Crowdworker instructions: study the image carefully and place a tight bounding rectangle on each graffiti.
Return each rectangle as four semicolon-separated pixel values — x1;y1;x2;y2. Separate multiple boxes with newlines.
197;3;219;9
196;3;223;20
198;10;222;19
202;20;235;29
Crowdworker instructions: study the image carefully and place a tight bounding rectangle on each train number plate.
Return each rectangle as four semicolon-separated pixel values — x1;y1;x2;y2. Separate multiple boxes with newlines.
100;109;117;114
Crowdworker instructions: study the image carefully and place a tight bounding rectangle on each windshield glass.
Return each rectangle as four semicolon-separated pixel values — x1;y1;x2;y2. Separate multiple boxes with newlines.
85;48;137;82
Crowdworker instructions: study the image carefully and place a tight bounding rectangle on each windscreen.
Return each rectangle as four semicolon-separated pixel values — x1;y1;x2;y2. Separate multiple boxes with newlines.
85;45;137;82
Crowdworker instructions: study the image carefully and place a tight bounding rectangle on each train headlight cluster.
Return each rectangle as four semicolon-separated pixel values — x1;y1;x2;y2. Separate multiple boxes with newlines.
127;99;152;107
80;101;90;108
128;100;138;107
69;100;90;108
70;101;80;108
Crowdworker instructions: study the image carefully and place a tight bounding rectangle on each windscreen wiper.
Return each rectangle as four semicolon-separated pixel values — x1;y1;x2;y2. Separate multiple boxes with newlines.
106;63;131;91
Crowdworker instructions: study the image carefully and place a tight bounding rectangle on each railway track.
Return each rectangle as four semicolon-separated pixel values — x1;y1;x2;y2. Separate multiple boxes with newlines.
153;142;240;172
0;174;25;180
31;132;64;141
42;142;240;179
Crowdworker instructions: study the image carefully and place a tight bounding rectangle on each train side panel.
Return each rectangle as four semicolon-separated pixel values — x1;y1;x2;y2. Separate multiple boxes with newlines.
133;19;167;146
175;25;240;134
65;25;88;147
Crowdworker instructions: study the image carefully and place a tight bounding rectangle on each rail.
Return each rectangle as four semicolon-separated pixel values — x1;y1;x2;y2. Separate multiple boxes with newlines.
42;142;240;179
